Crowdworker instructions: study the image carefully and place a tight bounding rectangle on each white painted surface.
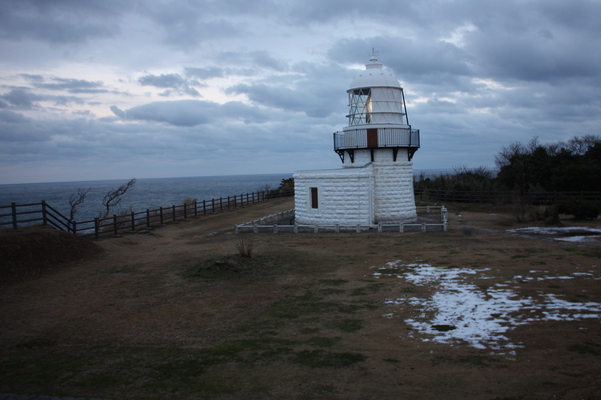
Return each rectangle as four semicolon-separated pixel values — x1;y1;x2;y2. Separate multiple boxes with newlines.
294;165;374;225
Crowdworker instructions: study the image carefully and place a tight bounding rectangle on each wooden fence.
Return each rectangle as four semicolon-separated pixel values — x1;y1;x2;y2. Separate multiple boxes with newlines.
415;189;601;205
0;190;293;239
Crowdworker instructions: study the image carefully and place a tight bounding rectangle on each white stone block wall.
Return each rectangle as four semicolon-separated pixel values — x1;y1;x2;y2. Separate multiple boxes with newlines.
372;149;417;223
341;148;416;223
294;166;374;225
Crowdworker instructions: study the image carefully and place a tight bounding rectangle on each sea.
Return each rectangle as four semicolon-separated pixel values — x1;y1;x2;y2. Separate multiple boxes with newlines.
0;169;451;224
0;173;293;224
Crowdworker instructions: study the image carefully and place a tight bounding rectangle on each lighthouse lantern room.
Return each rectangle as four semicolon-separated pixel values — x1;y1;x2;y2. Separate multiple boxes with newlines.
294;53;420;227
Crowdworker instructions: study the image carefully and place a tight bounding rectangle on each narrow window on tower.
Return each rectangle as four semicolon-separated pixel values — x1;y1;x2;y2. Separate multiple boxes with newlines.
310;187;318;209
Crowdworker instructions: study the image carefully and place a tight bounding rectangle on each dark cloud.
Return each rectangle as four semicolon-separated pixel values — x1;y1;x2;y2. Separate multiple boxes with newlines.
329;37;472;83
138;73;202;97
221;101;268;124
110;105;126;119
142;3;244;49
0;110;32;124
124;100;219;127
19;74;44;82
114;99;273;127
0;0;124;44
217;51;288;72
0;89;36;109
1;0;601;183
226;62;348;118
34;78;107;93
184;67;225;80
0;88;86;109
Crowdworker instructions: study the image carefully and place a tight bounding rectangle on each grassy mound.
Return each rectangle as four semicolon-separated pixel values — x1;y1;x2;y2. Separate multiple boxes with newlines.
0;225;103;284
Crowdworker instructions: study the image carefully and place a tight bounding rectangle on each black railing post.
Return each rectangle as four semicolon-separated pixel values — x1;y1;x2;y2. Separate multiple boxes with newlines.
113;214;118;236
41;200;48;226
72;220;77;235
220;197;223;211
160;207;164;225
11;202;17;230
183;203;187;220
94;218;99;240
131;211;135;231
146;209;151;228
172;205;176;222
203;200;206;215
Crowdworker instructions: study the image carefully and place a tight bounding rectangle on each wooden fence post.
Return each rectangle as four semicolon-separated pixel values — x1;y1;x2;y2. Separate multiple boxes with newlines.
160;207;164;225
11;202;17;230
131;211;135;231
227;196;230;210
146;209;151;228
183;203;187;220
220;197;223;212
113;214;118;236
41;200;48;226
203;200;207;215
172;205;176;222
94;218;99;239
194;200;198;217
72;220;77;235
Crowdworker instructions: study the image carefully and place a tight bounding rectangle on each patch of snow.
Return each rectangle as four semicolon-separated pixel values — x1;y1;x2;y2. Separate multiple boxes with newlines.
507;226;601;242
378;261;601;352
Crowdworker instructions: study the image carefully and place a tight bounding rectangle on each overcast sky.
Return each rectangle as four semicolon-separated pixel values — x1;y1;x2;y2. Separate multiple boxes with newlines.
1;0;600;184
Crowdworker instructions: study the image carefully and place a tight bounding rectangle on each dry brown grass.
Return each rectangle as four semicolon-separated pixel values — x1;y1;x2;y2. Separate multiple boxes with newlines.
0;199;600;400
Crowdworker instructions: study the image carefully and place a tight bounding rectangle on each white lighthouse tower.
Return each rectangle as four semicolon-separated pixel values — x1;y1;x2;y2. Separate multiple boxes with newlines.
294;53;420;228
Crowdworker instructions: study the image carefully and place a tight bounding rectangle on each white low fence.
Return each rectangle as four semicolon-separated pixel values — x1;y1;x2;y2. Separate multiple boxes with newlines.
235;206;447;234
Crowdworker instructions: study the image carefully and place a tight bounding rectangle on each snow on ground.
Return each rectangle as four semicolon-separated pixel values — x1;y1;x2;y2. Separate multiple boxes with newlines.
375;261;601;354
507;226;601;242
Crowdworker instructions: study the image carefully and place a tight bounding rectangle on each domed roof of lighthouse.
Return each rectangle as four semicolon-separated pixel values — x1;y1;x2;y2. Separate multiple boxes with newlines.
349;54;401;90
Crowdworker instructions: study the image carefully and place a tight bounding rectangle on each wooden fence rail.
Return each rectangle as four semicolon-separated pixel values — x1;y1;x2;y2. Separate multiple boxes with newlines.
415;189;601;205
0;189;293;239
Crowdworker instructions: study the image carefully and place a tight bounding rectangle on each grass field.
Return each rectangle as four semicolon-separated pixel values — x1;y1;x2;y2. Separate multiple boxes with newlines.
1;198;600;399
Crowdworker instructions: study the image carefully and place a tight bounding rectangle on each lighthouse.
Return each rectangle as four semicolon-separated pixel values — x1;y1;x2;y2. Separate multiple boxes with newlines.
294;53;420;227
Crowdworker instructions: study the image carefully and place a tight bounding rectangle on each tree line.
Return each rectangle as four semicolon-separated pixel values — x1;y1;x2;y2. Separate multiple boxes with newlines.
415;135;601;220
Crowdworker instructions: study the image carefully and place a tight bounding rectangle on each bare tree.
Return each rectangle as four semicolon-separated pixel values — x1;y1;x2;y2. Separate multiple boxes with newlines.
101;178;136;219
68;188;91;221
